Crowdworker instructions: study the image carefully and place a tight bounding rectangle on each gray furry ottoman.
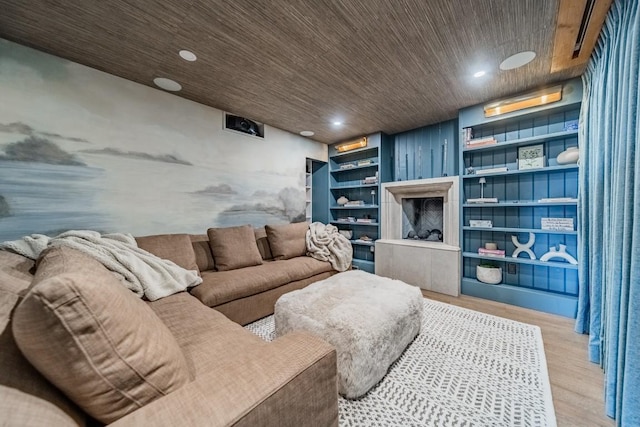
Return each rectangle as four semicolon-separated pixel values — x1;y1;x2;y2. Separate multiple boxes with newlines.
274;270;423;399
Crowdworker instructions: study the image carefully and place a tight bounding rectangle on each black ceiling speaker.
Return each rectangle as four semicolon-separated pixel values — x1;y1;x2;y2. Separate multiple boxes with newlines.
226;115;262;137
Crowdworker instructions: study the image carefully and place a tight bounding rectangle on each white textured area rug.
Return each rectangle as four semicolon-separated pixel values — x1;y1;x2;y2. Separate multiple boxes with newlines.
245;298;556;427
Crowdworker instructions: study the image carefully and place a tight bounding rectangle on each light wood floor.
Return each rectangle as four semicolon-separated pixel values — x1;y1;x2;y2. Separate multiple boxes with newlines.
421;290;614;427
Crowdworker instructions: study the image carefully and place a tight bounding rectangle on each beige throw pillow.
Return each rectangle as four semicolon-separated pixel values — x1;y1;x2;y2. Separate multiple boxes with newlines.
207;224;263;271
12;247;191;424
265;222;309;260
0;251;86;427
136;233;200;273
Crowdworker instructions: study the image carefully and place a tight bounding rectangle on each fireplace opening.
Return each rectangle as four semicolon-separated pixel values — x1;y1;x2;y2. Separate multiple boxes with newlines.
401;197;444;242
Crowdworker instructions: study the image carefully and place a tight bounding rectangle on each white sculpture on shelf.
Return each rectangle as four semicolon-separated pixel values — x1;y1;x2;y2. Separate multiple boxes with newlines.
539;244;578;265
556;147;579;165
511;233;536;259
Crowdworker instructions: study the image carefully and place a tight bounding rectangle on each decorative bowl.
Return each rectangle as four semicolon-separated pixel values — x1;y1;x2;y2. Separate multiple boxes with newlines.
476;265;502;285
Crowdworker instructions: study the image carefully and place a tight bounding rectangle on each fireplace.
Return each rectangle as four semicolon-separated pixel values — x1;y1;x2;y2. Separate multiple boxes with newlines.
376;177;461;296
402;197;444;241
379;177;459;245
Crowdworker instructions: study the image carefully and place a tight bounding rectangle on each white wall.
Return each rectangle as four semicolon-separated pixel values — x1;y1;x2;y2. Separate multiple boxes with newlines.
0;39;327;241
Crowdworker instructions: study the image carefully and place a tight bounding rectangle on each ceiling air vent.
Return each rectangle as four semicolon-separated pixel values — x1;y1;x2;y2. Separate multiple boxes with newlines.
551;0;612;72
573;0;597;58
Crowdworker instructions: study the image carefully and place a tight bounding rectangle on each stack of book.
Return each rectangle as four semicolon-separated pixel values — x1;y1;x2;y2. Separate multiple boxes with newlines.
469;220;493;228
354;235;374;244
465;136;497;148
466;197;499;203
337;217;357;223
356;218;374;223
478;248;505;258
357;159;373;166
344;200;365;206
538;197;578;203
339;163;356;170
476;166;508;175
362;176;378;184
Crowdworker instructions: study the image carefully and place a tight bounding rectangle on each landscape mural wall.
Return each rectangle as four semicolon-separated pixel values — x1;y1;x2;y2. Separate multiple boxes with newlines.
0;39;327;242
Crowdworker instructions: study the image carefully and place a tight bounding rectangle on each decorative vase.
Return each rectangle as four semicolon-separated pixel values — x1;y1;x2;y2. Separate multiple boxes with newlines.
337;196;349;206
476;265;502;284
556;147;579;165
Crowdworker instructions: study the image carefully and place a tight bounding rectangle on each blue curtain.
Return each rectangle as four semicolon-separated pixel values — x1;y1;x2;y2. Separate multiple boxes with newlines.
576;0;639;424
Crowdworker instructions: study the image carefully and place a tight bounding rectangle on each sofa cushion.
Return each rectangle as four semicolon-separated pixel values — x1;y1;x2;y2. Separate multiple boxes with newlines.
190;234;215;271
191;257;333;307
147;292;266;376
281;256;335;282
136;233;199;273
12;247;191;424
265;222;309;260
254;227;273;260
0;251;86;427
207;225;263;271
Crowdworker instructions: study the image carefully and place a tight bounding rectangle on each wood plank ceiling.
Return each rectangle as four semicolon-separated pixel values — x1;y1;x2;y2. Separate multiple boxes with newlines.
0;0;607;143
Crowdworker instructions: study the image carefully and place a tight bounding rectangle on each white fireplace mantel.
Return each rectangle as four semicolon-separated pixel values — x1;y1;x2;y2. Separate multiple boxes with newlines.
375;177;461;296
380;177;460;246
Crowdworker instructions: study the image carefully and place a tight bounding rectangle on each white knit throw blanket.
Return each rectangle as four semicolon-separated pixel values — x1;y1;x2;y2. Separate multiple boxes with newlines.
306;222;353;272
0;230;202;301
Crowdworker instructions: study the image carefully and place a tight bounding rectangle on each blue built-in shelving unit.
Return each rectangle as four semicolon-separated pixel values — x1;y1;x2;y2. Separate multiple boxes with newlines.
328;132;394;273
458;78;582;318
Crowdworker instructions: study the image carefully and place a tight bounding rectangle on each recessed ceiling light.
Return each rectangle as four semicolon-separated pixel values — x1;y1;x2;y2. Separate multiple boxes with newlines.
333;121;343;126
153;77;182;91
473;70;486;78
179;50;197;62
500;51;536;70
300;130;315;137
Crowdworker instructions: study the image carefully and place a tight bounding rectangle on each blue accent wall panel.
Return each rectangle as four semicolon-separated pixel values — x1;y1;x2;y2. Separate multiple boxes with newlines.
393;119;458;180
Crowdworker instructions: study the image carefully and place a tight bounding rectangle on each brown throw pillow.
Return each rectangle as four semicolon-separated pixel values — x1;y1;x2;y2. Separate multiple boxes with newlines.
265;222;309;260
12;247;191;424
207;225;263;271
254;227;273;260
189;234;216;272
135;234;199;273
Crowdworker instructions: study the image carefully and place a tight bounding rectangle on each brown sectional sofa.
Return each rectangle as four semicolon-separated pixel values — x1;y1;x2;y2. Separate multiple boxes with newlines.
0;223;341;426
189;224;336;325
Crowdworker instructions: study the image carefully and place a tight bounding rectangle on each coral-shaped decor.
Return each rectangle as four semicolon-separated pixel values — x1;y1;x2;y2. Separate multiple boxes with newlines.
539;244;578;265
511;233;536;259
